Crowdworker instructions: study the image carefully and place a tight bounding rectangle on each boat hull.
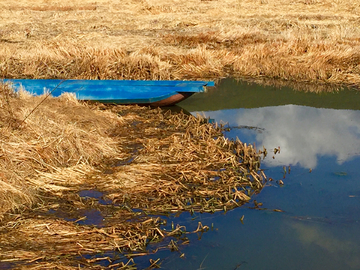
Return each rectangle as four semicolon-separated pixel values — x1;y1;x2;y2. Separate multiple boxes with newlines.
3;79;215;106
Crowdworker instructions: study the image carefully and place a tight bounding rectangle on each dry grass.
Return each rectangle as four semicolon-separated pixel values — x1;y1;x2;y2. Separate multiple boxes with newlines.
1;1;356;266
0;84;267;268
0;83;125;217
1;0;360;88
95;106;264;214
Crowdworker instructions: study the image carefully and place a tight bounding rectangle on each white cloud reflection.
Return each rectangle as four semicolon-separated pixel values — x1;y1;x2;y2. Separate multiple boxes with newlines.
194;105;360;168
290;222;360;269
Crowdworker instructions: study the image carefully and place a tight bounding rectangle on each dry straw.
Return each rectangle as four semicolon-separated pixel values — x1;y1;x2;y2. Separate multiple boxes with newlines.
1;0;360;89
4;0;357;266
0;83;266;268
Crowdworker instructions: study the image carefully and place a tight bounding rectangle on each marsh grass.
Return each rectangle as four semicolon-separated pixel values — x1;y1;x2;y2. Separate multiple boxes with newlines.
1;0;360;89
0;83;124;217
0;84;266;268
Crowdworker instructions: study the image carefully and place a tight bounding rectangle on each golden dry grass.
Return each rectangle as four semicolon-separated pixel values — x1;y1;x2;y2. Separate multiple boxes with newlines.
0;83;125;216
0;84;267;268
0;0;360;88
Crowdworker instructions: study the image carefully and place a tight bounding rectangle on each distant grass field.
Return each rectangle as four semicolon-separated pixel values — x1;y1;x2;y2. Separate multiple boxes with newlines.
1;0;360;88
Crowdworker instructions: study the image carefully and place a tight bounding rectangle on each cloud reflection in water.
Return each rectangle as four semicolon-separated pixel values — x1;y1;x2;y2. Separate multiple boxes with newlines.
195;105;360;168
290;221;360;269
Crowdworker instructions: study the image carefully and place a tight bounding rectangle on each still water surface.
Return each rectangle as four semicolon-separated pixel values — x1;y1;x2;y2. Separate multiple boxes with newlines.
154;79;360;270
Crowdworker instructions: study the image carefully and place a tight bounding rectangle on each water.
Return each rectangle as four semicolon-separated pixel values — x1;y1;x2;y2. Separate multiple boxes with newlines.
162;79;360;270
38;79;360;269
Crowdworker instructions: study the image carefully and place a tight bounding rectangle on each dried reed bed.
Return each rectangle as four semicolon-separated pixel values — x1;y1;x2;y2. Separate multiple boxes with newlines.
0;84;266;268
0;214;166;269
1;0;360;89
94;105;265;214
0;83;125;218
0;43;173;80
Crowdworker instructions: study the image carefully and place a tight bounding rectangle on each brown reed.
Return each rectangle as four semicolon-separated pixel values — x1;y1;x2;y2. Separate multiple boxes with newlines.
0;83;125;218
1;0;360;89
0;84;266;268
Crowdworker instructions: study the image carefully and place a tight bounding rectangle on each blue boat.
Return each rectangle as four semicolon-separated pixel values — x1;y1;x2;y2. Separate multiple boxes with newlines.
3;79;215;106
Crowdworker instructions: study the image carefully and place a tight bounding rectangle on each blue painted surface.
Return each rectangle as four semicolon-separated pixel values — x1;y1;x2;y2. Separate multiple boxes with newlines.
3;79;214;104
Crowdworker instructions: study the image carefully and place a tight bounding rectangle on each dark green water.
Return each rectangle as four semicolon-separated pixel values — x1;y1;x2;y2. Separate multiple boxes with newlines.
182;79;360;111
156;79;360;270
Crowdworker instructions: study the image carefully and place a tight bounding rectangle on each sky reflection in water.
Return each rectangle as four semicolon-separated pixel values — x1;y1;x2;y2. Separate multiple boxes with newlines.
169;80;360;270
195;105;360;169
